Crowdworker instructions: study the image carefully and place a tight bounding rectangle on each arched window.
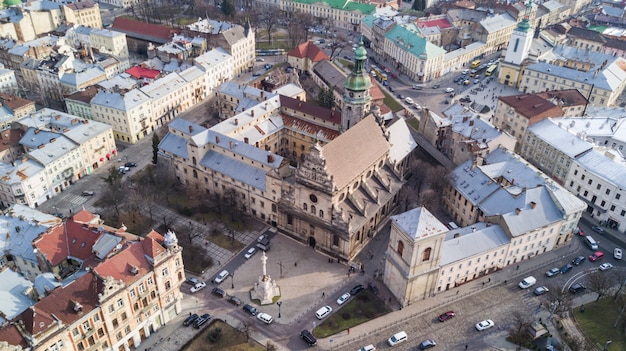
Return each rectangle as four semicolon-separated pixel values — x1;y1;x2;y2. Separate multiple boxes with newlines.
303;203;307;211
422;247;432;262
311;205;316;215
192;157;197;165
319;210;324;218
397;240;404;256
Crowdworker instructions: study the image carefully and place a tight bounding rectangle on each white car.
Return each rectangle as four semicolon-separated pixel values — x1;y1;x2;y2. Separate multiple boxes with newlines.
244;247;257;259
357;345;376;351
405;97;414;105
190;282;206;293
256;312;273;324
315;305;333;319
214;270;229;284
599;263;614;271
475;319;494;331
445;87;455;93
614;248;623;260
336;292;351;305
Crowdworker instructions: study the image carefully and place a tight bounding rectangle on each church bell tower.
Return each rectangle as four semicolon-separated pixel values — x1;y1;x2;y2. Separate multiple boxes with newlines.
341;38;372;131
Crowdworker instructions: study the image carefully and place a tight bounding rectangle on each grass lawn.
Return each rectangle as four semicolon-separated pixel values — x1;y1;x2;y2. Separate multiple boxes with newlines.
406;117;419;130
209;230;246;252
574;297;626;350
181;320;266;351
314;291;391;338
381;89;403;112
256;41;294;50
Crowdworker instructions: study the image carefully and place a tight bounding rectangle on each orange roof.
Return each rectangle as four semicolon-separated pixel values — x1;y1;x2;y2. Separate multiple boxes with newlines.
33;219;102;266
369;76;385;101
287;42;330;62
72;208;98;223
142;236;165;259
94;241;157;285
0;324;28;349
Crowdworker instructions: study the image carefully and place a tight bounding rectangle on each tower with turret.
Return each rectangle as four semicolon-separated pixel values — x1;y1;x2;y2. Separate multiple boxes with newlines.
341;38;372;131
499;0;534;88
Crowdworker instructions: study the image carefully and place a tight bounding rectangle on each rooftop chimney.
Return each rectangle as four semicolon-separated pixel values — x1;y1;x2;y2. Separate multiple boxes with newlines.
244;137;249;144
251;110;255;117
188;125;193;133
530;201;537;209
515;208;522;215
234;118;238;126
229;141;234;149
215;135;220;143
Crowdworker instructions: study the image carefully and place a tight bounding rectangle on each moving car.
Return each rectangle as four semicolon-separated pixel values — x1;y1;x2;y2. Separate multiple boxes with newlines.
569;283;586;294
614;248;623;260
599;263;614;271
545;268;560;277
350;284;365;296
445;87;455;93
336;293;351;305
81;191;95;196
405;97;414;105
438;311;456;322
387;331;408;346
418;339;437;350
244;247;257;259
301;329;317;346
183;313;199;326
589;251;604;261
475;319;494;331
315;305;333;319
257;312;273;324
592;225;605;234
533;286;549;296
214;270;229;284
518;276;536;289
190;282;206;293
572;255;586;266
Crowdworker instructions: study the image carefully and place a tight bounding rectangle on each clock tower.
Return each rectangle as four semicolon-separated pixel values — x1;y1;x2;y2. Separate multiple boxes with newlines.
342;38;372;131
499;0;534;87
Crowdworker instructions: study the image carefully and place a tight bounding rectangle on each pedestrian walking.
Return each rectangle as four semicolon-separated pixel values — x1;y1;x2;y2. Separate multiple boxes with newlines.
504;280;507;285
516;265;520;270
294;262;298;267
322;292;325;298
488;278;491;283
465;345;468;350
482;281;485;287
456;290;459;295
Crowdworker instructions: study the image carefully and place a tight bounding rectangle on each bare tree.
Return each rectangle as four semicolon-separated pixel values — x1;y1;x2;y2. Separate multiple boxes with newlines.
328;40;346;60
542;284;572;319
561;333;591;351
426;165;450;194
507;310;533;346
586;271;613;301
260;11;280;44
238;321;252;342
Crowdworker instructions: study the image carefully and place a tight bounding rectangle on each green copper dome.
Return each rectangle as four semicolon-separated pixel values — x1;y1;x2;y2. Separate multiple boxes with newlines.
344;38;372;92
4;0;22;6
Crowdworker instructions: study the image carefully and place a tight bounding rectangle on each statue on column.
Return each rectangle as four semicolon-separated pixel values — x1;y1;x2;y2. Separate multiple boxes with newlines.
251;250;280;305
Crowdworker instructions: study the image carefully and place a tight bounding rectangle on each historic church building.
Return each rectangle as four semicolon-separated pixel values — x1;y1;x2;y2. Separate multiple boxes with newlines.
159;40;417;261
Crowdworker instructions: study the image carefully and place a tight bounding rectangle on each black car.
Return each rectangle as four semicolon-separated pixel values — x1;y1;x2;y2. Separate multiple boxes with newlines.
243;304;257;316
569;283;586;294
368;282;379;294
183;313;199;326
124;162;137;168
193;313;211;329
572;255;586;266
211;287;226;298
227;296;242;306
301;329;317;347
350;284;365;296
560;263;573;274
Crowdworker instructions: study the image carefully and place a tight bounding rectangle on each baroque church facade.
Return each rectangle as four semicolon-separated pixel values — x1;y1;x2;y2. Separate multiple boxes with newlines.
158;40;416;261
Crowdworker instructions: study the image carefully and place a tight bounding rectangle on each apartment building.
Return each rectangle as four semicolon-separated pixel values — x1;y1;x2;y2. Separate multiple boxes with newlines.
0;64;18;95
91;88;153;143
62;0;103;29
193;47;234;91
0;93;36;122
64;85;98;119
0;158;47;208
0;210;185;351
214;81;278;120
139;72;191;127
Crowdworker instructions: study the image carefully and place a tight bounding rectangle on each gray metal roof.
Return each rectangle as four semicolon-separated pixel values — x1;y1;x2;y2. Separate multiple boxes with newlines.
200;151;268;191
391;206;448;240
27;137;78;166
387;118;417;165
494;186;564;237
0;269;34;322
576;149;626;189
440;222;510;266
527;119;593;158
158;132;188;159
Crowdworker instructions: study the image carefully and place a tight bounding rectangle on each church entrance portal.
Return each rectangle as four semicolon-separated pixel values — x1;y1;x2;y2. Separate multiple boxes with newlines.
308;236;316;248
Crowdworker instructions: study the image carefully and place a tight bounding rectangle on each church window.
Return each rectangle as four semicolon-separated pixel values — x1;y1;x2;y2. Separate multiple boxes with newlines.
422;248;432;261
311;205;316;215
192;157;196;165
319;210;324;218
513;38;519;52
397;240;404;256
353;181;359;189
333;234;339;246
303;203;308;211
287;214;293;225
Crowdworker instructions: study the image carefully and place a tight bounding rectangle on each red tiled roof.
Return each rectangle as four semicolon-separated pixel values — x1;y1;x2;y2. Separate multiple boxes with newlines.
0;93;35;112
281;115;340;141
126;66;160;80
33;219;102;266
369;76;385;102
0;129;24;152
417;18;453;29
535;89;587;107
15;272;102;336
499;94;564;124
146;229;165;243
280;95;342;124
111;17;173;43
64;86;98;104
0;324;28;348
94;241;156;285
72;209;98;223
142;236;165;259
287;42;330;62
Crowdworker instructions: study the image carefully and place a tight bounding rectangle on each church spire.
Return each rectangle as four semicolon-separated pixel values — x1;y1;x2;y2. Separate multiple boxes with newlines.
517;0;533;32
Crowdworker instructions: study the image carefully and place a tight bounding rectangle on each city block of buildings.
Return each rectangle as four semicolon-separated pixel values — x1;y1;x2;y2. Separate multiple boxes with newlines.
0;207;186;351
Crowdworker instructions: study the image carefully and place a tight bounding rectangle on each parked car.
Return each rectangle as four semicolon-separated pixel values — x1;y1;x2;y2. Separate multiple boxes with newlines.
445;87;455;93
575;227;585;236
397;94;404;99
256;58;264;62
193;313;211;329
569;283;586;294
350;284;365;296
301;329;317;346
387;331;408;346
533;286;549;296
227;295;242;306
356;345;376;351
315;305;333;320
438;311;456;322
572;255;586;266
214;270;229;284
405;97;414;105
183;313;199;326
336;293;351;305
560;263;573;274
81;190;95;196
545;268;560;277
211;287;226;298
190;282;206;293
257;312;274;324
244;247;257;259
592;226;605;234
432;84;440;89
243;304;257;316
124;162;137;168
599;263;614;271
614;248;623;260
475;319;494;331
413;84;423;90
418;339;437;350
589;251;604;261
118;166;130;174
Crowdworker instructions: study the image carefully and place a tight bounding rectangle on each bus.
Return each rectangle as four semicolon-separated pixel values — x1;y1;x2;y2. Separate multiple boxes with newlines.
470;60;481;68
485;64;497;76
256;49;286;56
370;65;388;81
470;64;488;77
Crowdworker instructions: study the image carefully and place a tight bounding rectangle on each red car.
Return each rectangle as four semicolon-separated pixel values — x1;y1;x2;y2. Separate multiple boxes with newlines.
438;311;456;322
391;73;398;78
575;227;585;236
589;251;604;262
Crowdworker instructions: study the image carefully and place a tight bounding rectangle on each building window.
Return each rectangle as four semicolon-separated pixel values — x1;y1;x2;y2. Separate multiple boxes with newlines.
422;247;432;262
397;240;404;256
332;234;339;246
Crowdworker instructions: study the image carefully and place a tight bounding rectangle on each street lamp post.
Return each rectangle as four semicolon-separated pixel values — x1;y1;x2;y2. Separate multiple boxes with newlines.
231;272;235;289
277;301;282;318
604;340;612;350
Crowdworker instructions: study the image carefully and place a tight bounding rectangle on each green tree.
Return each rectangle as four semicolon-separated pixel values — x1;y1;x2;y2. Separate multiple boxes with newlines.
220;0;235;18
152;133;160;165
103;166;123;187
317;86;335;109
